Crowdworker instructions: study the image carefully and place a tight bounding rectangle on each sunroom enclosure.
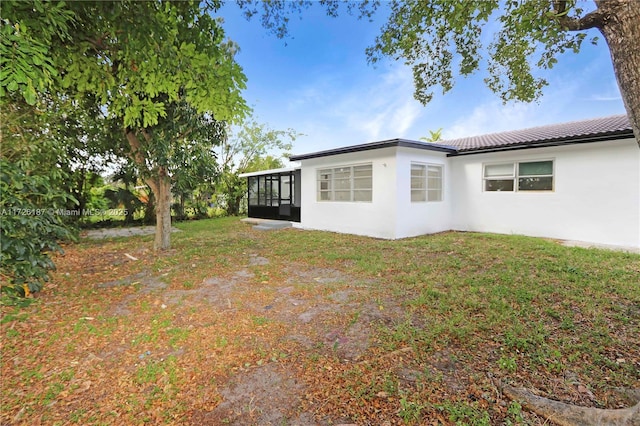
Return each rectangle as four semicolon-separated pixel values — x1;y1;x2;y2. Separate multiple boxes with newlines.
245;169;301;222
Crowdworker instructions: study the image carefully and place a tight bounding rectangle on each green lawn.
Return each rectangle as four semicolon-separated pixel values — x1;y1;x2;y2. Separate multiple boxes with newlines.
2;217;639;425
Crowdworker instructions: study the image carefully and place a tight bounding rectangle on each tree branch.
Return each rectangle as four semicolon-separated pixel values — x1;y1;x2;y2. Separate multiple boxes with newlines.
552;1;606;30
125;128;147;168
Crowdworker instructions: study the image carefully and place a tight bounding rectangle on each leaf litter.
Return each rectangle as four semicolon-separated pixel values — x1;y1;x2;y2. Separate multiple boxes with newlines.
1;219;639;425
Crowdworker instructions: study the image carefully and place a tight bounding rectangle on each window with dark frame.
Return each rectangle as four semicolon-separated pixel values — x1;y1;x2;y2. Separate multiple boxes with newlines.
483;160;554;192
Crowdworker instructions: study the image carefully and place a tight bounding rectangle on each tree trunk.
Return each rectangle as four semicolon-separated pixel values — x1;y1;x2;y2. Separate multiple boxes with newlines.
145;170;172;251
597;0;640;145
125;129;172;251
180;193;185;220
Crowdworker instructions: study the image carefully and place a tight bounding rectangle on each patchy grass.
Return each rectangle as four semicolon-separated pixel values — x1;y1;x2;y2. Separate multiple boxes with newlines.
1;217;639;425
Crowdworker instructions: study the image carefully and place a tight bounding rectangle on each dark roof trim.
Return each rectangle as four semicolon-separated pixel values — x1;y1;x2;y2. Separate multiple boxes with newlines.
446;129;635;156
289;138;456;161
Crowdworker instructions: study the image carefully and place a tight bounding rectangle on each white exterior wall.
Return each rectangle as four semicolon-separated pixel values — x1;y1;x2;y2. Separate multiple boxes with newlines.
450;139;640;248
297;148;399;239
394;147;453;238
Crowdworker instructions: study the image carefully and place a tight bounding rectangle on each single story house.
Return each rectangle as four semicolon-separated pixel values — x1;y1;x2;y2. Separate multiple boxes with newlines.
240;114;640;250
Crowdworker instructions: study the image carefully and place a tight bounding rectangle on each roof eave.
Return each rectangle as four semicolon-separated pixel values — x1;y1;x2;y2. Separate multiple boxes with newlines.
238;166;300;178
289;139;457;161
446;130;635;157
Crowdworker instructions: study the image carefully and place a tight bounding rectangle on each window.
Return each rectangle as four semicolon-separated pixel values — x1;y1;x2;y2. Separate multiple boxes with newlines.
317;164;372;202
484;160;553;192
411;163;443;202
248;174;282;206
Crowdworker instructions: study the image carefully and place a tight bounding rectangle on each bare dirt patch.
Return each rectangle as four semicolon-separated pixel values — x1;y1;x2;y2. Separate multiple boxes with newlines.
82;250;387;424
191;363;316;425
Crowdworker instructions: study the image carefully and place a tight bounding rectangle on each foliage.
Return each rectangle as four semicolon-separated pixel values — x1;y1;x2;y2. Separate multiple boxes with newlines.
216;120;300;215
0;1;74;105
103;165;146;225
0;160;76;298
366;1;599;104
47;96;122;217
420;128;443;143
2;1;248;126
166;103;225;221
2;0;249;250
0;97;79;298
235;0;380;39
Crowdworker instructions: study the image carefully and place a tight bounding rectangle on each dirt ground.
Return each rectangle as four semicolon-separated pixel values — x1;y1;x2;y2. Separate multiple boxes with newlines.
82;228;391;424
122;261;385;424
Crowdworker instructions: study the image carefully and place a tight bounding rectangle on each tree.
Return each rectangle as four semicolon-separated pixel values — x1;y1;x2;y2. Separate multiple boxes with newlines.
216;120;299;216
1;1;248;250
420;128;443;143
366;0;640;144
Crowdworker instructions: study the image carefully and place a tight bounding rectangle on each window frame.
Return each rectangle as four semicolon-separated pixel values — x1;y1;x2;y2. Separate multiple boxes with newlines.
411;162;443;203
317;163;372;202
483;159;554;192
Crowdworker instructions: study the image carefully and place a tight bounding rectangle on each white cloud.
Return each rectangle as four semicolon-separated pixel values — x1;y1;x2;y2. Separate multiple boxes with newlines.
445;101;541;140
284;65;425;150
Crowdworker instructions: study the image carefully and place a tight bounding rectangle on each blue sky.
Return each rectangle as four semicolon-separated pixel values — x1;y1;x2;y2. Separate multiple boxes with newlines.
216;3;626;159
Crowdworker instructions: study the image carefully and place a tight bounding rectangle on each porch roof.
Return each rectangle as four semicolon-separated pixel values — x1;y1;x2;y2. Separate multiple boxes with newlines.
238;167;300;178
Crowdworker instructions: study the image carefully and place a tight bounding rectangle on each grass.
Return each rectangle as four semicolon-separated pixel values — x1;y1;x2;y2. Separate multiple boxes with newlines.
1;217;639;425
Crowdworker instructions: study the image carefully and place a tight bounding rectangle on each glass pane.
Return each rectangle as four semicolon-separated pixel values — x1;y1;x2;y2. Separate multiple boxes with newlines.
353;177;372;189
258;176;267;204
319;181;330;191
353;165;372;177
427;165;442;177
518;176;553;191
334;167;350;179
281;176;290;199
334;178;351;190
485;163;514;177
319;191;331;201
248;177;258;205
411;190;426;202
354;190;372;202
427;176;441;190
334;190;351;201
485;179;514;191
427;189;442;201
411;176;425;190
519;161;553;176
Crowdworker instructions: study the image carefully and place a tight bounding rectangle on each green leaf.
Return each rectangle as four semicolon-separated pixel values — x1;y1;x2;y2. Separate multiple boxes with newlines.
23;84;37;105
6;80;18;92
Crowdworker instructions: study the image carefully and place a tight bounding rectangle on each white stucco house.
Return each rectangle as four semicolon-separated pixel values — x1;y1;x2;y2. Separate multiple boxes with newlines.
240;115;640;250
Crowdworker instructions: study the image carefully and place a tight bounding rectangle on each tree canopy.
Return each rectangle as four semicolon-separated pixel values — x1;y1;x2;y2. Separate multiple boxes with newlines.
2;0;247;125
2;0;250;251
